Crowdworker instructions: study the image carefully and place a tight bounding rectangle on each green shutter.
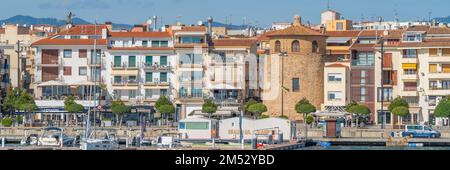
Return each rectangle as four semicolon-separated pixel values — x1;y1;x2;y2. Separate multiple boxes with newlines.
146;72;153;82
114;56;121;67
160;56;167;66
129;56;136;67
145;56;153;65
160;72;167;82
186;122;209;130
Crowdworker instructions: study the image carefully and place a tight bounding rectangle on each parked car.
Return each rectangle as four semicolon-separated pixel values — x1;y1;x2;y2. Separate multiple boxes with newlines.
401;125;441;138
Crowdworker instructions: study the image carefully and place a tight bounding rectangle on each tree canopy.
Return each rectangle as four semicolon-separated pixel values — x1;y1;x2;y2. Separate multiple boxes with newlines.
245;98;258;112
388;96;409;112
159;104;175;115
155;96;172;111
348;105;371;115
295;98;316;114
247;103;268;115
345;101;358;112
202;100;218;115
111;100;131;115
2;88;37;113
435;96;450;118
64;95;84;113
391;106;410;117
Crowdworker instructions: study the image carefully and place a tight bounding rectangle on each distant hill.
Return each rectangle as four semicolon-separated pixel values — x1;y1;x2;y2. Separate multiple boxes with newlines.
0;15;133;30
434;16;450;23
204;21;247;30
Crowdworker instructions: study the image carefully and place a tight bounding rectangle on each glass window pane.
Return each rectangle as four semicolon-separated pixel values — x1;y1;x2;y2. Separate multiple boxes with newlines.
128;56;136;67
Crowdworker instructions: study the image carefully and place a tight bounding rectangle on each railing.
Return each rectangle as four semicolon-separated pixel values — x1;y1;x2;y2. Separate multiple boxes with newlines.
429;87;450;90
403;87;418;91
402;55;417;59
178;92;204;99
142;62;171;71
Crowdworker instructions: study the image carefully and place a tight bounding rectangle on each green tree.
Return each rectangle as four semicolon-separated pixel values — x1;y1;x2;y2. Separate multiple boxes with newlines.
245;98;258;112
434;96;450;126
159;104;175;127
388;96;410;126
1;117;13;127
2;88;20;114
247;103;268;119
345;100;358;112
295;98;316;141
306;115;314;125
155;96;171;111
202;100;218;118
348;104;371;128
111;100;131;127
64;95;84;127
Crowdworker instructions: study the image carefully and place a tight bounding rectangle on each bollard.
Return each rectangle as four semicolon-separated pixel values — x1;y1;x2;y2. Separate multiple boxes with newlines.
2;137;5;148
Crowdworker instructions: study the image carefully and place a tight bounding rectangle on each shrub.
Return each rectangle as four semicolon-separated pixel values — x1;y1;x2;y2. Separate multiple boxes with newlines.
2;118;13;127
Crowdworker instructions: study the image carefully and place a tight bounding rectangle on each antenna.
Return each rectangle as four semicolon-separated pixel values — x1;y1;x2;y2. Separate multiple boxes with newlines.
327;0;330;10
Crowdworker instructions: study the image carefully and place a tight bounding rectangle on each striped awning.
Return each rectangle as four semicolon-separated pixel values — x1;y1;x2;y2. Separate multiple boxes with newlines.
327;37;351;44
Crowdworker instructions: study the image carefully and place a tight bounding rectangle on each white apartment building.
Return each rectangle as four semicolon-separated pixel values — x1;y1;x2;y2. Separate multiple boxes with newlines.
322;61;351;111
31;24;108;123
375;25;450;126
106;31;175;109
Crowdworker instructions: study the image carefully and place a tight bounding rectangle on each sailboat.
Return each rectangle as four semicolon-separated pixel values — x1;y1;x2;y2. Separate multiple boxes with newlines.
80;21;119;150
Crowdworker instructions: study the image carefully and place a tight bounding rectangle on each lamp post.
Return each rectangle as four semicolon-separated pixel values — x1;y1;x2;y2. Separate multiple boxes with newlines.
14;40;24;91
379;37;386;129
279;52;288;117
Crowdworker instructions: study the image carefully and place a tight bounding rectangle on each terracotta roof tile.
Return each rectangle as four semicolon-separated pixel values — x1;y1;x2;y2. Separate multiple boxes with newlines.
212;38;257;47
109;31;172;38
325;30;360;37
350;43;376;51
266;25;325;37
428;27;450;34
32;39;107;46
108;47;174;51
59;25;107;35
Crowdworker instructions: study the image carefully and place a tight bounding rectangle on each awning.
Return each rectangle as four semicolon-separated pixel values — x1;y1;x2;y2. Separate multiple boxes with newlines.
37;80;66;87
402;63;417;69
327;37;351;44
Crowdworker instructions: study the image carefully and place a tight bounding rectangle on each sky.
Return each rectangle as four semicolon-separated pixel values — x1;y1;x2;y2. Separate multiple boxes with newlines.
0;0;449;27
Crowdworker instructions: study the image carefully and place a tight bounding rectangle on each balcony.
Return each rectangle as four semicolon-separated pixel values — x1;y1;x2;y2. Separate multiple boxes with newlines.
402;74;418;80
142;62;171;71
428;56;450;62
429;72;450;79
112;79;139;86
400;87;419;96
111;62;138;70
37;58;62;67
144;79;170;87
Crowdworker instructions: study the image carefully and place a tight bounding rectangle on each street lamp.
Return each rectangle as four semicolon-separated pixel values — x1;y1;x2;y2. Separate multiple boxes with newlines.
377;37;386;129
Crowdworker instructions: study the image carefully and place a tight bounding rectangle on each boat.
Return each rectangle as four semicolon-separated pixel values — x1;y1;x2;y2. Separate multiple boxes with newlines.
80;130;119;150
20;127;77;147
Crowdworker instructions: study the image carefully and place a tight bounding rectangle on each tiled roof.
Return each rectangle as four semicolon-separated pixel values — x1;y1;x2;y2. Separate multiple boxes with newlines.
266;25;325;37
325;30;360;37
32;39;107;46
359;30;383;37
0;28;5;34
212;38;257;47
406;25;429;32
350;43;376;51
325;63;348;68
108;47;174;51
59;25;108;35
427;26;450;35
109;31;172;38
174;26;207;32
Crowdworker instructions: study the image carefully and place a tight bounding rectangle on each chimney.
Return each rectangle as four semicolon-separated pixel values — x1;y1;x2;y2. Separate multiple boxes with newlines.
293;15;302;26
105;21;113;31
208;16;213;35
102;28;107;39
153;16;158;32
320;25;326;34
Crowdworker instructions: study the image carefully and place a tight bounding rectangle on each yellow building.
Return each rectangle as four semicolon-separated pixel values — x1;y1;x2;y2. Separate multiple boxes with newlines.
326;19;353;31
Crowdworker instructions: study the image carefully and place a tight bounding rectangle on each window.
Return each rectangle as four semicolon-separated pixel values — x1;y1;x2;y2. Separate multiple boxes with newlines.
312;41;318;53
145;56;153;66
79;67;87;76
129;90;137;99
443;64;450;73
186;122;209;130
160;89;168;96
291;40;300;52
403;49;417;58
145;72;153;82
180;37;203;44
63;67;72;75
179;122;186;129
378;87;393;102
114;56;122;67
442;80;450;89
128;56;136;67
404;69;417;75
145;89;154;99
128;76;137;84
404;96;419;107
402;32;423;42
361;87;367;95
160;56;168;66
328;91;343;101
292;78;300;92
429;96;437;106
142;40;148;47
160;72;168;82
430;64;438;73
114;76;122;84
179;53;203;65
328;73;342;82
63;49;72;58
160;41;169;47
404;82;417;91
275;40;281;53
79;49;87;58
352;52;375;66
336;22;343;31
430;81;438;89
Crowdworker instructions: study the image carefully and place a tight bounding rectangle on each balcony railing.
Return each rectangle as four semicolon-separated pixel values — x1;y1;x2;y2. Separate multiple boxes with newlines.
111;62;137;70
142;62;171;71
403;55;417;58
404;87;418;91
112;79;138;86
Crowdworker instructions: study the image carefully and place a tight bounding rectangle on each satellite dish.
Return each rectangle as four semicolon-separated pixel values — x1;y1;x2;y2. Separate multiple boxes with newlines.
147;18;152;25
197;20;203;26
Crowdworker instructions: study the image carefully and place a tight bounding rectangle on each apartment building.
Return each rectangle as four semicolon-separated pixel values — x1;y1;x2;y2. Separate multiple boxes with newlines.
349;30;381;122
262;15;327;120
375;25;450;126
325;30;360;62
31;24;108;123
106;30;175;118
322;61;351;111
